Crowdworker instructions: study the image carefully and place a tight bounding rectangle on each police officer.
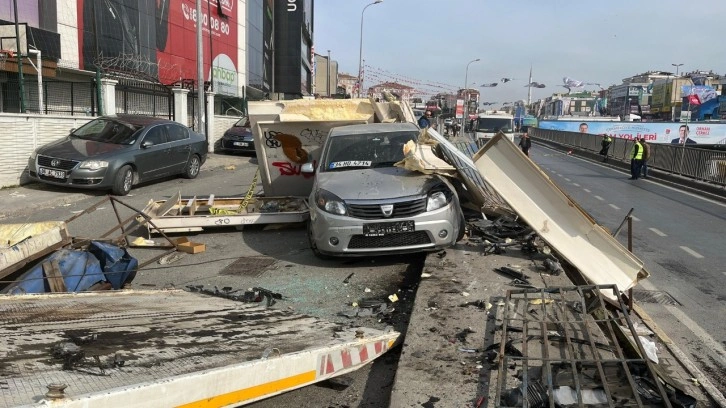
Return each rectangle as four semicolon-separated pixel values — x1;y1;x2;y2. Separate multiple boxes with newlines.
629;138;644;180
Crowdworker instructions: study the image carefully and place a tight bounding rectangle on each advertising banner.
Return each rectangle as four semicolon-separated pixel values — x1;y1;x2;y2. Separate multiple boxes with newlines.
455;99;464;119
77;0;239;96
538;120;726;145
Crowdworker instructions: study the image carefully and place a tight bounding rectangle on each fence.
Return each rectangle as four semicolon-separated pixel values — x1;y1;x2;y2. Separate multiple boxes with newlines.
531;128;726;187
0;74;98;116
115;78;173;119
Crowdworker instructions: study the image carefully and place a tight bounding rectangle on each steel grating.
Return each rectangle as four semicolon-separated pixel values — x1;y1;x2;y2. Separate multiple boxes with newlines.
221;256;276;277
631;289;681;306
494;285;674;408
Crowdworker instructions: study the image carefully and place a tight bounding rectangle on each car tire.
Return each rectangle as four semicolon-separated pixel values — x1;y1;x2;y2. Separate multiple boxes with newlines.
307;221;332;260
183;154;201;179
456;212;467;242
111;165;134;196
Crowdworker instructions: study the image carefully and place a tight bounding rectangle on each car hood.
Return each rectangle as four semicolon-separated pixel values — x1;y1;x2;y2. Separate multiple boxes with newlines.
315;167;440;201
224;126;253;138
37;137;129;160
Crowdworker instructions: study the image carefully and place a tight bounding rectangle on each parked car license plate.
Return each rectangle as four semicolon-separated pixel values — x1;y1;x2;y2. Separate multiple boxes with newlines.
363;220;415;237
38;167;66;179
233;142;249;147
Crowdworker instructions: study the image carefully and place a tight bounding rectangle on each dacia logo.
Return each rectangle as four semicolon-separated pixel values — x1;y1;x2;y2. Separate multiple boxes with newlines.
380;204;394;217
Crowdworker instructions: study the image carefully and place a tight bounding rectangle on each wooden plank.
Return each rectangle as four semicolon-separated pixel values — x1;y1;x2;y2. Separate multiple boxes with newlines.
156;191;182;217
186;196;197;216
43;260;67;292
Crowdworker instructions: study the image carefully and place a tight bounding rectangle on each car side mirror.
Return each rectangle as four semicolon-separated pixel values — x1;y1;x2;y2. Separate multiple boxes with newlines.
141;140;154;148
301;163;315;174
69;128;76;134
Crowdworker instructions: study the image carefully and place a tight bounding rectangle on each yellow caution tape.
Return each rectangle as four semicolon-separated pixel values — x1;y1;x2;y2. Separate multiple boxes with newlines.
208;169;260;216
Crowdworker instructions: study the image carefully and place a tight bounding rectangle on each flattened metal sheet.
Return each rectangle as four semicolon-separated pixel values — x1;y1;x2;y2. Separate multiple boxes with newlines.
472;134;648;294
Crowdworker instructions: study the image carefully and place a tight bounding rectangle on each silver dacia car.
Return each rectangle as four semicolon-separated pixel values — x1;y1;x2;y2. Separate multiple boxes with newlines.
303;122;464;258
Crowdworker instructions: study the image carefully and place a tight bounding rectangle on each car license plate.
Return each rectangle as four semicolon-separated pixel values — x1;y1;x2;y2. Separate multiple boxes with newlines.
363;220;415;237
38;167;66;179
233;141;249;147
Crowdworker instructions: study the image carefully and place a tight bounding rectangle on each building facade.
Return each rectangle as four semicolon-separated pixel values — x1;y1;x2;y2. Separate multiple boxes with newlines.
273;0;313;99
313;53;338;97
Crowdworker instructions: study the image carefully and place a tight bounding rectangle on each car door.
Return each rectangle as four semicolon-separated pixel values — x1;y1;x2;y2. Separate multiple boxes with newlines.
165;123;192;173
134;125;174;181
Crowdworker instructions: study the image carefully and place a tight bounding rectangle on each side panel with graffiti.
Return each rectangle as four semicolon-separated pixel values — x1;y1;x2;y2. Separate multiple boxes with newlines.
253;121;367;196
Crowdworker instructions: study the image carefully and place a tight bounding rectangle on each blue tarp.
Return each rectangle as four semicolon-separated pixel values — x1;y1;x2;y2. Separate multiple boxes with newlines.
1;242;137;295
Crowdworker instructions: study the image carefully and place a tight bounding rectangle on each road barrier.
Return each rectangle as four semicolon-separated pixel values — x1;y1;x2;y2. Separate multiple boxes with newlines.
530;128;726;188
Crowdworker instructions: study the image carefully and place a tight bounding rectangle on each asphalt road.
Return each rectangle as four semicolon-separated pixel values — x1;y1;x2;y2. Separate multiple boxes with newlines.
529;143;726;390
2;147;724;405
0;153;423;407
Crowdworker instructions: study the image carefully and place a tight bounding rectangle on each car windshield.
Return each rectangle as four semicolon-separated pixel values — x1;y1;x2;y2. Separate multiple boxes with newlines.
477;118;513;132
70;118;141;145
322;131;418;172
234;117;250;127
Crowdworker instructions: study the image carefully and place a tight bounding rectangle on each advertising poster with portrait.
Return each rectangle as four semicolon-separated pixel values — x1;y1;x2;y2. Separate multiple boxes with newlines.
77;0;239;96
538;121;726;145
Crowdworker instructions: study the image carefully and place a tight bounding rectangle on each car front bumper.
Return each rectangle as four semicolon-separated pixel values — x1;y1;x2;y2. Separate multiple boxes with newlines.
27;157;114;189
220;137;255;153
310;203;460;256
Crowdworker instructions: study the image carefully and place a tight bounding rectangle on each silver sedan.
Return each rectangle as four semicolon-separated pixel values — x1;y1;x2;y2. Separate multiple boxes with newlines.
303;122;464;258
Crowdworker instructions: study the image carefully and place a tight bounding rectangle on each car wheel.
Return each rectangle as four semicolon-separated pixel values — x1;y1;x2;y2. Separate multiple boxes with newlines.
112;165;133;196
307;220;332;260
183;154;201;179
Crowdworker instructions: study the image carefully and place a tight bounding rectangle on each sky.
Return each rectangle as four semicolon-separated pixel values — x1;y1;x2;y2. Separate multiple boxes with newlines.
313;0;725;107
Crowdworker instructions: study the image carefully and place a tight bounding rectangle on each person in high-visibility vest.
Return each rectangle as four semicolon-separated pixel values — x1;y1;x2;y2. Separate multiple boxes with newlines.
629;138;644;180
599;134;612;162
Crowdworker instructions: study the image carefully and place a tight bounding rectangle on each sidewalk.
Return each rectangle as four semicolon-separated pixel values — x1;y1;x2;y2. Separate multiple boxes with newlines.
389;238;718;407
0;153;251;220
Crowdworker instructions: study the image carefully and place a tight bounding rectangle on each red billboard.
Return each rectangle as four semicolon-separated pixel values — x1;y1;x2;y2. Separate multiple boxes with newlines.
77;0;239;96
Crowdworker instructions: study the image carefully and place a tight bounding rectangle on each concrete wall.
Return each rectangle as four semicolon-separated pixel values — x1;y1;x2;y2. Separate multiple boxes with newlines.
0;114;242;189
0;114;94;188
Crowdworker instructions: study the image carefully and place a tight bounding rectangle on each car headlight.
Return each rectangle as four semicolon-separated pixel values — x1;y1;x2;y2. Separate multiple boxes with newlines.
79;160;109;170
315;189;347;215
426;190;452;212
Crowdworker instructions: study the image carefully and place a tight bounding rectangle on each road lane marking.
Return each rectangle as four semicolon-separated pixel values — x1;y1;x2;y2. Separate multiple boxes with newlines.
609;204;620;210
680;246;704;259
537;144;726;208
564;177;571;182
572;183;580;187
631;216;640;221
594;195;604;201
648;228;667;237
583;188;591;193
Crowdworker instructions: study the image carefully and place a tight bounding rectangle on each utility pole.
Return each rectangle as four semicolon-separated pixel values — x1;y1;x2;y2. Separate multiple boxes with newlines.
527;65;533;108
196;0;204;137
12;0;25;113
327;50;331;97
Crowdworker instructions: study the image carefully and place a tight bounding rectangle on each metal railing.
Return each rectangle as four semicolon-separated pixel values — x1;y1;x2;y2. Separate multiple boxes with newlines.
531;128;726;187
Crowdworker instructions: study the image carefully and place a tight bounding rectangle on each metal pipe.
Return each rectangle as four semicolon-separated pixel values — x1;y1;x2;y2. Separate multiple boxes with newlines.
196;0;204;135
357;0;382;98
463;58;479;130
28;47;42;113
612;207;634;238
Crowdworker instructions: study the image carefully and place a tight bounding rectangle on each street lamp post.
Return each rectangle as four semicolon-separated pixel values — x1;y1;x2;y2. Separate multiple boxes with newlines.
670;63;683;121
357;0;382;98
463;58;480;130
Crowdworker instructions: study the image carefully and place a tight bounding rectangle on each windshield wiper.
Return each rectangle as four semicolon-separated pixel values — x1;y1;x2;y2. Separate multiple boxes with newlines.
372;161;399;168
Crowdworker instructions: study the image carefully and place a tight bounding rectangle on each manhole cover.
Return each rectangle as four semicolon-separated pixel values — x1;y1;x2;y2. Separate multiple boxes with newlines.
631;289;681;306
221;256;276;277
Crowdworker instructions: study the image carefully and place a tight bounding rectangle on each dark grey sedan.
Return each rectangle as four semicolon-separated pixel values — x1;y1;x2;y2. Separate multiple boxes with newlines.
27;115;208;195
